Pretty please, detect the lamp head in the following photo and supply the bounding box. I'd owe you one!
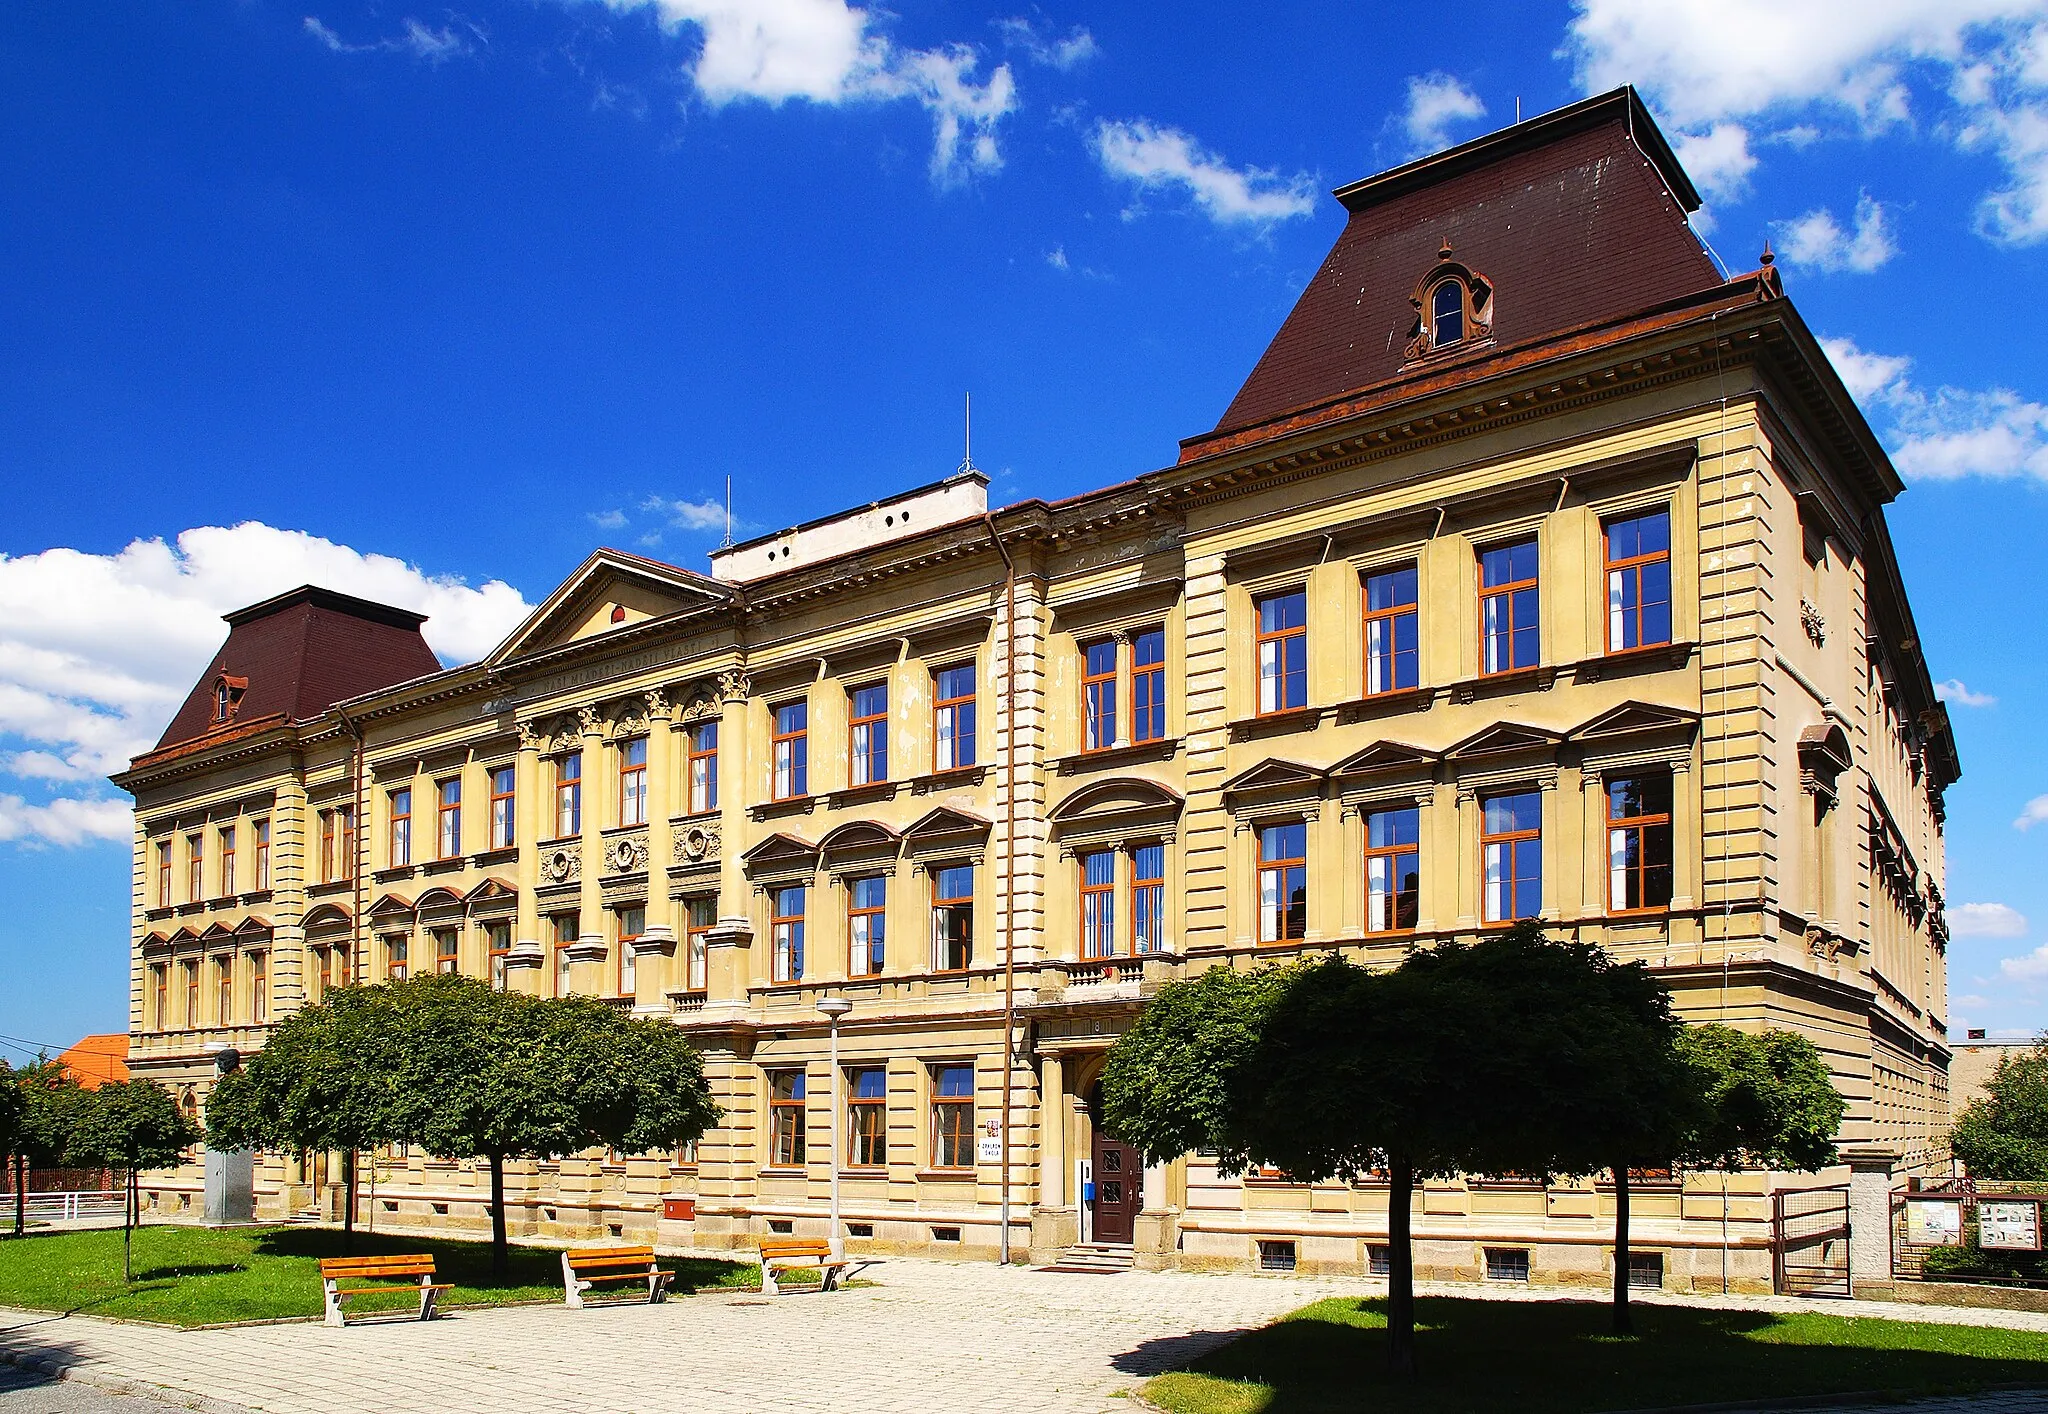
[815,997,853,1020]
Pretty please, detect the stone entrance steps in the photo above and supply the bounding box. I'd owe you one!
[1040,1242,1136,1274]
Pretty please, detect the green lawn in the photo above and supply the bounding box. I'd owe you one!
[0,1225,757,1327]
[1142,1295,2048,1414]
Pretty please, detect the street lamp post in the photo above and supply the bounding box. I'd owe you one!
[816,996,853,1260]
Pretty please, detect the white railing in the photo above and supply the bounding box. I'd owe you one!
[24,1190,126,1223]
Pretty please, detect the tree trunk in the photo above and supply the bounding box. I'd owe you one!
[1387,1153,1418,1377]
[1612,1164,1633,1336]
[343,1149,357,1257]
[489,1152,508,1282]
[11,1153,22,1238]
[123,1167,135,1283]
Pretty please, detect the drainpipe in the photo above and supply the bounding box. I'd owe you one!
[336,705,367,984]
[985,512,1019,1267]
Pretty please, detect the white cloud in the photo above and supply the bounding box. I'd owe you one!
[0,523,531,848]
[1046,245,1070,271]
[603,0,1017,184]
[640,495,729,532]
[304,15,479,62]
[1400,73,1485,157]
[1563,0,2048,244]
[2004,943,2048,980]
[1821,334,2048,481]
[994,16,1097,70]
[589,509,630,530]
[1956,901,2030,936]
[2020,793,2048,829]
[1937,678,1998,707]
[1775,193,1898,272]
[1091,119,1316,228]
[1672,122,1758,211]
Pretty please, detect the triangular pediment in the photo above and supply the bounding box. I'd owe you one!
[1220,759,1327,796]
[903,806,992,842]
[740,832,819,871]
[1569,701,1700,743]
[1445,721,1562,760]
[464,877,517,904]
[234,916,273,935]
[487,549,734,667]
[199,921,236,942]
[366,891,416,919]
[1329,740,1438,777]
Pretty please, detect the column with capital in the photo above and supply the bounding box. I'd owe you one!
[573,704,605,994]
[512,723,545,993]
[638,687,678,1009]
[713,668,754,996]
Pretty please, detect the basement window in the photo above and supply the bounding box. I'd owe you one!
[1485,1248,1530,1283]
[1367,1244,1390,1277]
[1258,1240,1297,1272]
[932,1226,962,1243]
[768,1219,794,1235]
[1628,1252,1664,1290]
[848,1222,873,1238]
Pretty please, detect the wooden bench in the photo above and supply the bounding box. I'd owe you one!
[757,1236,875,1295]
[317,1254,450,1328]
[561,1244,672,1309]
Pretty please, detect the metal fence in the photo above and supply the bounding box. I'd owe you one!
[21,1189,126,1224]
[1773,1183,1851,1297]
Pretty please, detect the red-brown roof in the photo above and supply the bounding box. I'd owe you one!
[150,585,444,755]
[1209,88,1720,441]
[57,1033,129,1090]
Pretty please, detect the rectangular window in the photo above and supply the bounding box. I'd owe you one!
[156,840,172,907]
[849,684,888,786]
[183,960,199,1028]
[254,819,270,892]
[1258,821,1308,943]
[339,806,356,880]
[218,825,236,897]
[773,701,808,800]
[1482,791,1543,923]
[1364,807,1421,935]
[437,778,462,859]
[553,912,579,995]
[216,956,233,1023]
[1607,772,1675,914]
[772,885,806,983]
[685,896,714,992]
[385,935,408,982]
[151,964,167,1031]
[931,1065,974,1169]
[848,875,886,978]
[308,947,330,1002]
[1082,640,1118,751]
[250,951,268,1024]
[489,765,516,849]
[186,834,203,902]
[688,722,719,813]
[555,752,582,838]
[616,904,644,996]
[320,807,354,882]
[848,1067,887,1167]
[932,866,973,972]
[486,920,512,991]
[1256,589,1308,714]
[770,1070,807,1167]
[434,927,459,975]
[1605,509,1672,652]
[1080,850,1116,959]
[1485,1248,1530,1283]
[1132,629,1167,743]
[1363,565,1420,695]
[389,788,412,867]
[1480,540,1540,674]
[1132,844,1165,954]
[934,665,976,771]
[619,738,648,826]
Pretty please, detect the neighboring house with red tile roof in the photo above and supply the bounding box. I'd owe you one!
[56,1032,129,1089]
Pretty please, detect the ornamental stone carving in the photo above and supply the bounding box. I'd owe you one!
[604,830,651,875]
[540,844,582,884]
[717,668,752,703]
[681,686,720,722]
[614,709,649,739]
[518,721,542,751]
[576,704,601,735]
[1801,600,1826,646]
[673,823,722,865]
[644,687,670,718]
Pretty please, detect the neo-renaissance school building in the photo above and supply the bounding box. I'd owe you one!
[115,90,1958,1294]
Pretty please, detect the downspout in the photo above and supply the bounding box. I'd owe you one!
[985,512,1019,1267]
[336,701,367,1241]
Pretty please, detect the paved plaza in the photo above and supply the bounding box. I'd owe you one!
[6,1258,2048,1413]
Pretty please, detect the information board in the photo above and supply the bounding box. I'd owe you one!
[1979,1199,2042,1251]
[1905,1198,1963,1246]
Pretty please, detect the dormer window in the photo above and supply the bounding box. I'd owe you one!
[211,675,248,724]
[1404,240,1494,362]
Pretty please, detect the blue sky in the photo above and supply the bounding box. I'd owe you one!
[3,0,2047,1057]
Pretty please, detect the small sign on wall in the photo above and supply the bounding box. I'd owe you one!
[977,1133,1003,1163]
[1905,1198,1963,1246]
[1979,1199,2042,1251]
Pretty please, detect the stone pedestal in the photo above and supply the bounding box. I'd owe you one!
[205,1148,255,1225]
[1843,1142,1900,1300]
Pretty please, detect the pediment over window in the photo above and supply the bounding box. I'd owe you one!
[1221,759,1327,816]
[1570,701,1700,744]
[1799,722,1853,801]
[303,903,352,931]
[234,916,273,937]
[485,549,734,668]
[140,931,171,952]
[166,927,200,946]
[366,892,416,921]
[199,921,236,943]
[740,832,820,875]
[1049,777,1184,852]
[414,886,464,915]
[1329,740,1438,779]
[902,806,991,862]
[818,821,902,875]
[1445,721,1562,761]
[464,877,517,906]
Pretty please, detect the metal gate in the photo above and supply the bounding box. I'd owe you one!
[1774,1184,1851,1297]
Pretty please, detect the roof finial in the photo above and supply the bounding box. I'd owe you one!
[1759,238,1775,268]
[957,392,977,476]
[1438,237,1454,261]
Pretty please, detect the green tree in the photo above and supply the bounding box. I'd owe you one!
[67,1079,203,1281]
[0,1064,22,1239]
[1677,1024,1844,1173]
[1950,1041,2048,1180]
[10,1061,84,1238]
[381,975,722,1278]
[207,984,405,1253]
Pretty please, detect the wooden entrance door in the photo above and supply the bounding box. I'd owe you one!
[1090,1131,1142,1244]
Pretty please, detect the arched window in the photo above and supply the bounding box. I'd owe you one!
[1430,279,1464,347]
